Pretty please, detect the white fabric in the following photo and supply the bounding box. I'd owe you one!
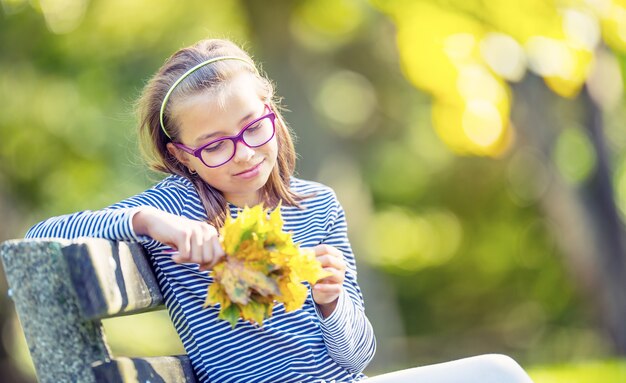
[365,355,534,383]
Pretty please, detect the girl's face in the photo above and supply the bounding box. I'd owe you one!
[167,73,278,207]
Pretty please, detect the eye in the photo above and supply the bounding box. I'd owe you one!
[203,140,226,153]
[246,122,263,133]
[248,116,272,133]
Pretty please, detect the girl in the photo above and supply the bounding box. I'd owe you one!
[25,38,533,383]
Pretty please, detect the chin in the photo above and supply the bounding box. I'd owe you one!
[257,171,273,190]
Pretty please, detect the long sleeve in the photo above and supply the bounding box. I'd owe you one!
[25,176,187,246]
[315,194,376,374]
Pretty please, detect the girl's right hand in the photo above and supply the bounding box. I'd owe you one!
[132,206,225,271]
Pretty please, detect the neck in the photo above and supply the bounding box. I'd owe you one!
[225,191,261,208]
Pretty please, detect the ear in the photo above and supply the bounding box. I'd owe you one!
[166,142,193,168]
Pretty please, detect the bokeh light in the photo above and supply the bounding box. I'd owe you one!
[480,32,527,82]
[586,48,624,111]
[563,8,601,51]
[365,207,462,272]
[507,147,552,206]
[368,141,429,201]
[0,0,27,14]
[291,0,368,52]
[38,0,88,34]
[600,1,626,52]
[315,70,378,137]
[553,127,597,184]
[462,100,505,149]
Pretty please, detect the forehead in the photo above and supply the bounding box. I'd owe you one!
[213,73,266,110]
[175,72,264,111]
[171,73,267,141]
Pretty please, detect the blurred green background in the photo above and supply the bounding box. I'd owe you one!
[1,0,625,382]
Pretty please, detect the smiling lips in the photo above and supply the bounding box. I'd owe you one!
[234,159,264,178]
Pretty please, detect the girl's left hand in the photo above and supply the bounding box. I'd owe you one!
[312,244,346,318]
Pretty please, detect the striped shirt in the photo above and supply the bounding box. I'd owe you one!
[26,175,376,383]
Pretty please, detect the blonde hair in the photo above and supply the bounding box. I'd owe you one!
[137,39,301,227]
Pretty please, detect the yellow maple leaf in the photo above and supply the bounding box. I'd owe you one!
[276,277,309,312]
[204,279,229,309]
[289,248,333,284]
[239,300,267,325]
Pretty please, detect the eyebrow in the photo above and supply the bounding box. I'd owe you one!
[194,110,258,145]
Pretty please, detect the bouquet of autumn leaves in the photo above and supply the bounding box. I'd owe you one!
[204,204,330,327]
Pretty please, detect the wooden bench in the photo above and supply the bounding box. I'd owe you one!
[0,238,197,383]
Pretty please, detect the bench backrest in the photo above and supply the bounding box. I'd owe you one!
[1,238,197,383]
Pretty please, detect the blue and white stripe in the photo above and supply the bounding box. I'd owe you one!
[26,174,376,383]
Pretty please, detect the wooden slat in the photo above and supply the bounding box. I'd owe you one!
[61,238,165,319]
[92,356,197,383]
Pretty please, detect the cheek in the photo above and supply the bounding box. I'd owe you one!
[267,138,279,160]
[189,156,204,168]
[198,165,227,183]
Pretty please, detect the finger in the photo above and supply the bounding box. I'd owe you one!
[316,254,346,270]
[189,225,206,264]
[313,283,342,296]
[316,268,344,284]
[204,223,219,237]
[314,283,341,291]
[200,241,213,269]
[211,236,225,264]
[199,236,225,272]
[314,244,342,257]
[328,247,343,259]
[199,225,215,266]
[172,230,192,263]
[314,244,332,256]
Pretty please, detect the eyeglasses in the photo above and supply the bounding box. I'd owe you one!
[173,104,276,168]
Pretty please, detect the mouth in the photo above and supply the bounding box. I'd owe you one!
[234,159,264,176]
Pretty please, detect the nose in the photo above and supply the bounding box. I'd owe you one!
[232,140,255,163]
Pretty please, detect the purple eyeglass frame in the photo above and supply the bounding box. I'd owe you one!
[173,104,276,168]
